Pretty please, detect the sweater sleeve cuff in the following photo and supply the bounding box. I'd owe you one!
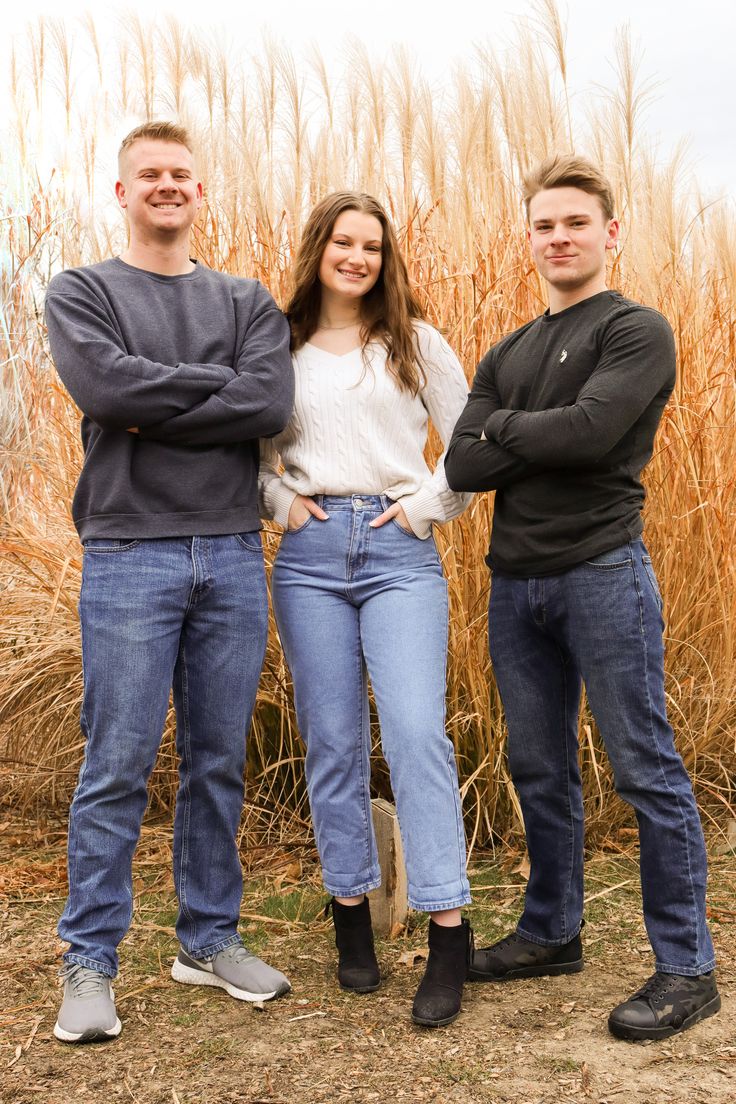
[262,478,299,528]
[398,485,442,540]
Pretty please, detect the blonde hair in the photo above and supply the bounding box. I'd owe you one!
[118,121,194,178]
[522,154,615,221]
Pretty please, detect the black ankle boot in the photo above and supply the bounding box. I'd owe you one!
[412,918,471,1027]
[327,897,380,993]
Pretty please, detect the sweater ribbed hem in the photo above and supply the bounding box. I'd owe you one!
[76,507,262,541]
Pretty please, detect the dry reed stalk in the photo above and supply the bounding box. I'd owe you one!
[1,5,734,856]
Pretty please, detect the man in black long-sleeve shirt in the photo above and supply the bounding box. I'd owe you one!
[46,122,294,1043]
[445,154,718,1041]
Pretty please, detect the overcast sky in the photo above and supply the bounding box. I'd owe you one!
[4,0,735,201]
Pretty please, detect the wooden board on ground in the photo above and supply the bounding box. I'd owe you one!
[368,797,408,934]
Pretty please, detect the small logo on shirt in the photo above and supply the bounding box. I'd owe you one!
[559,348,568,363]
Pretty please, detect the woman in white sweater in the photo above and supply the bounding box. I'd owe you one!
[260,192,473,1027]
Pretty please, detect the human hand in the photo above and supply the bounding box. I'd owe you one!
[127,427,140,434]
[287,495,330,530]
[369,500,415,534]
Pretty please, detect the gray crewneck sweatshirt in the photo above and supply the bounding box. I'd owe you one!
[45,258,294,540]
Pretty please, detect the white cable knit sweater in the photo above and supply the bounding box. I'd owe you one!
[259,322,472,539]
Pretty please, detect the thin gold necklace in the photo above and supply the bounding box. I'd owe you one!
[317,320,362,331]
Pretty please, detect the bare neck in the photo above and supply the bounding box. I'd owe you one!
[317,287,364,329]
[547,274,608,315]
[120,235,195,277]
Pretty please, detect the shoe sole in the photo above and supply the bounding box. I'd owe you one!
[339,980,381,994]
[412,1009,461,1028]
[171,959,290,1002]
[468,959,584,982]
[608,993,721,1041]
[53,1018,122,1043]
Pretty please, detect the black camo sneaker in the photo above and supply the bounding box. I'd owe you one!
[608,970,720,1041]
[468,927,584,981]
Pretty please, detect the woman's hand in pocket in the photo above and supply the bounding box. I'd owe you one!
[287,495,329,530]
[369,500,415,534]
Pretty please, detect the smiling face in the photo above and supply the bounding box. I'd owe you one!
[527,186,619,311]
[317,209,383,304]
[115,139,203,244]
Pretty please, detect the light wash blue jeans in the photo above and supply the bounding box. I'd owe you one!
[272,495,470,912]
[489,540,715,975]
[60,534,268,977]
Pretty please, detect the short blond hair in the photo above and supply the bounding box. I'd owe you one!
[118,121,194,177]
[522,154,615,221]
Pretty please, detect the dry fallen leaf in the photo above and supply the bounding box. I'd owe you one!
[513,857,531,881]
[398,948,429,967]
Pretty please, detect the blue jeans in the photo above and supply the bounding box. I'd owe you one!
[60,534,268,977]
[489,540,715,975]
[272,496,470,912]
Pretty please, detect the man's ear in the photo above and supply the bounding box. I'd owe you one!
[115,180,128,210]
[605,218,620,250]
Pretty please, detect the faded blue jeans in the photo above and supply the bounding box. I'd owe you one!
[60,534,268,977]
[489,539,715,975]
[272,495,470,912]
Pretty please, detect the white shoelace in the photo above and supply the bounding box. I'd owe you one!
[59,964,108,996]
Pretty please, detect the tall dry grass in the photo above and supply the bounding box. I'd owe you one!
[1,7,734,855]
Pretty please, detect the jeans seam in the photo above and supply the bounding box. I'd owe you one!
[70,598,92,911]
[356,639,374,879]
[516,926,579,948]
[634,545,704,969]
[176,641,196,944]
[558,643,574,941]
[408,893,473,911]
[323,875,382,897]
[440,580,466,886]
[346,509,358,584]
[188,934,242,960]
[64,952,116,979]
[656,957,717,977]
[185,539,198,616]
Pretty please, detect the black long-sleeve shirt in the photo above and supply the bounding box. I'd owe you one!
[444,291,675,576]
[45,258,294,540]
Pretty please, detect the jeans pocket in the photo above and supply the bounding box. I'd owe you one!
[285,513,316,535]
[641,555,664,611]
[389,517,420,540]
[235,531,263,552]
[82,539,141,553]
[584,543,632,569]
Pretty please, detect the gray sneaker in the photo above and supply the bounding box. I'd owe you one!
[171,943,291,1002]
[54,964,122,1043]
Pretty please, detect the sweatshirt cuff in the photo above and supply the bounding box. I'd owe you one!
[262,479,299,528]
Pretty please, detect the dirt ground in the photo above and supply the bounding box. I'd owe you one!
[1,815,734,1104]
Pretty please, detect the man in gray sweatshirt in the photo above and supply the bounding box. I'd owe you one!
[45,121,294,1043]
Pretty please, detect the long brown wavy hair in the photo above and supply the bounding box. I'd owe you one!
[286,192,428,395]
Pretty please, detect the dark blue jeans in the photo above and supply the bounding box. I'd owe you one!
[489,540,715,976]
[60,534,268,977]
